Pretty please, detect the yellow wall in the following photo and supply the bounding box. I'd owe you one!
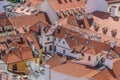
[8,59,32,75]
[108,3,120,17]
[8,49,43,75]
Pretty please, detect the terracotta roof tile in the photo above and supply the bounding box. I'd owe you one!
[9,12,50,29]
[0,12,12,27]
[47,55,62,68]
[48,0,85,11]
[52,62,97,77]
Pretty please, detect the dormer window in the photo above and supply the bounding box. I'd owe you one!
[111,29,117,37]
[102,27,108,34]
[64,0,67,3]
[69,0,72,2]
[58,0,62,4]
[94,25,99,32]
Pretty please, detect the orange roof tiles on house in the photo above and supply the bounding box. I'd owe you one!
[53,26,77,39]
[47,55,62,68]
[84,48,101,55]
[2,32,40,64]
[9,12,51,29]
[91,11,120,39]
[48,0,85,11]
[92,59,120,80]
[52,62,97,77]
[29,21,50,33]
[25,0,44,7]
[0,12,12,27]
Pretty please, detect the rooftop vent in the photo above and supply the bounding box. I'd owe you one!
[71,36,76,41]
[85,40,89,45]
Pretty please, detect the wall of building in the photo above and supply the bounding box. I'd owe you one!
[81,53,101,67]
[8,59,32,74]
[85,0,107,13]
[107,3,120,17]
[40,0,58,24]
[56,38,80,59]
[50,70,90,80]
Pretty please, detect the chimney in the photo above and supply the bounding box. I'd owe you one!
[31,43,35,52]
[45,65,50,80]
[109,41,116,52]
[19,33,23,42]
[61,54,67,64]
[6,35,12,44]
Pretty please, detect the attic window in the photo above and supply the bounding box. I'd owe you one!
[58,0,62,4]
[94,25,99,32]
[102,27,108,34]
[62,11,68,17]
[64,0,68,3]
[69,0,72,2]
[71,36,76,41]
[111,29,117,37]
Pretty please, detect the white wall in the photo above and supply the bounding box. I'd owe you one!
[104,58,113,70]
[50,70,90,80]
[85,0,108,13]
[81,53,101,67]
[56,38,81,59]
[40,0,58,24]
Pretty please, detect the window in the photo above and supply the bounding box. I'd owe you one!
[69,0,72,2]
[49,45,52,51]
[109,8,111,12]
[63,49,65,53]
[64,0,67,3]
[96,56,98,61]
[44,47,47,52]
[63,41,65,44]
[58,0,62,4]
[54,46,56,51]
[119,7,120,11]
[54,37,56,41]
[81,53,84,57]
[88,56,91,61]
[13,64,17,71]
[59,39,61,42]
[47,37,50,41]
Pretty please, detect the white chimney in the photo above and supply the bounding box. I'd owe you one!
[104,57,113,70]
[54,21,58,26]
[110,41,116,48]
[31,44,35,51]
[45,65,50,80]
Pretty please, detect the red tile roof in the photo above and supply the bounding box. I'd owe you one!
[2,32,40,64]
[52,62,97,77]
[0,12,12,27]
[9,12,51,29]
[48,0,85,11]
[92,59,120,80]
